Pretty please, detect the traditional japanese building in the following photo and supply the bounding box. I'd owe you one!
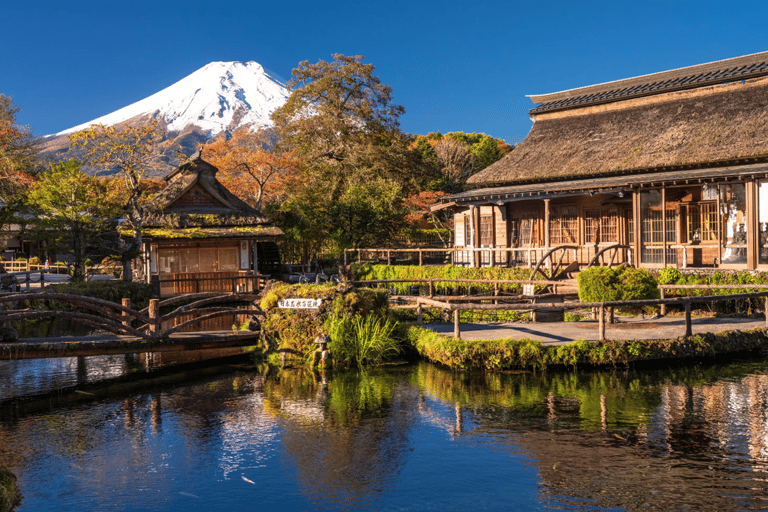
[136,150,283,296]
[440,51,768,271]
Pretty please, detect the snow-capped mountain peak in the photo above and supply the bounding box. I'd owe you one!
[55,60,290,137]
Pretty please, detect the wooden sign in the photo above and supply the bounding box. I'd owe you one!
[278,298,321,309]
[523,284,535,296]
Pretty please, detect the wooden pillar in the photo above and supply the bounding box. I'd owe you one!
[122,298,131,330]
[543,199,551,251]
[387,250,391,266]
[25,272,30,291]
[764,297,768,328]
[419,250,423,266]
[684,300,692,337]
[252,241,260,276]
[598,304,605,341]
[40,271,44,288]
[660,287,666,316]
[717,183,723,267]
[662,187,668,268]
[473,206,481,268]
[453,309,461,339]
[149,299,160,337]
[633,190,641,266]
[428,279,434,298]
[747,179,758,269]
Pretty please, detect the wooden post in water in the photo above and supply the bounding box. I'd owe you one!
[598,304,605,341]
[453,309,461,339]
[149,299,160,337]
[122,298,131,331]
[685,300,692,337]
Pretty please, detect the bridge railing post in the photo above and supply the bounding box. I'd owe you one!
[149,299,160,337]
[122,298,131,331]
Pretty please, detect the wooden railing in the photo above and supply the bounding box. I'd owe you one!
[415,291,768,341]
[0,291,262,340]
[158,272,267,297]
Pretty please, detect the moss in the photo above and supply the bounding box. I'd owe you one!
[0,466,21,512]
[407,325,768,371]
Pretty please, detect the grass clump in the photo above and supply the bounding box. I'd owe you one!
[0,466,21,512]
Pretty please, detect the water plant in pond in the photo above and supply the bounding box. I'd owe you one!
[0,466,21,512]
[326,313,400,367]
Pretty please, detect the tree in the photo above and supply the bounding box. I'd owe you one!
[203,128,297,210]
[271,54,419,258]
[69,121,167,280]
[0,95,38,243]
[433,137,477,194]
[27,160,121,280]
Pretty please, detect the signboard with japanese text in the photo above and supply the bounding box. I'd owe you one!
[278,298,321,309]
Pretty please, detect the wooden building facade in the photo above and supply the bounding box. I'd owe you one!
[135,150,283,296]
[441,51,768,271]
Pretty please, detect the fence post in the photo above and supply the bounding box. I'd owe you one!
[40,271,44,289]
[149,299,160,337]
[417,303,423,325]
[387,250,391,265]
[419,250,423,266]
[685,300,692,338]
[231,277,237,293]
[25,272,30,291]
[429,279,434,298]
[660,287,666,316]
[344,250,348,266]
[453,308,461,339]
[494,282,499,305]
[598,304,605,342]
[122,298,131,330]
[765,297,768,328]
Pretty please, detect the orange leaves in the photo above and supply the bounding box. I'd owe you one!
[203,127,297,210]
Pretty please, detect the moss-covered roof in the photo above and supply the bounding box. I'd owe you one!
[132,225,284,240]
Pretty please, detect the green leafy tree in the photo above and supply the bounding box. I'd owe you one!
[69,120,167,280]
[271,54,420,259]
[27,160,121,280]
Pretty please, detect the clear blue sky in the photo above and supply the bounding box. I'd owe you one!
[4,0,768,145]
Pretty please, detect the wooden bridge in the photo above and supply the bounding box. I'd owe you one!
[0,291,264,360]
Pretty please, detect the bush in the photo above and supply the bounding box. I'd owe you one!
[578,266,658,303]
[0,466,21,512]
[28,256,41,266]
[658,267,682,285]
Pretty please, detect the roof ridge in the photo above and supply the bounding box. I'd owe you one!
[528,51,768,114]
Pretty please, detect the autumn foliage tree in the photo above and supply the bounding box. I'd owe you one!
[203,128,296,210]
[69,120,167,280]
[0,95,37,233]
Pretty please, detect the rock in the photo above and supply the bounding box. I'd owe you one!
[335,282,354,295]
[0,326,18,343]
[247,316,261,331]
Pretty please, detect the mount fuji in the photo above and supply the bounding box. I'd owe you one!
[40,61,290,177]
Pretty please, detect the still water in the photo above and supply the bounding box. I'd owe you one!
[3,354,768,511]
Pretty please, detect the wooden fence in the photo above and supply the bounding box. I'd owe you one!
[0,291,262,339]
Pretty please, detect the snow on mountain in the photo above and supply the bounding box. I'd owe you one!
[40,61,290,177]
[55,61,289,137]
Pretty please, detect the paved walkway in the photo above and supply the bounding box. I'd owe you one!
[426,316,767,345]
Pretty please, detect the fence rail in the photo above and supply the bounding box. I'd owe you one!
[414,290,768,341]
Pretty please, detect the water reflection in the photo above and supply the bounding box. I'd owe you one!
[4,360,768,510]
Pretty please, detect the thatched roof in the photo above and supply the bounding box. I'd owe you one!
[139,150,282,239]
[468,60,768,188]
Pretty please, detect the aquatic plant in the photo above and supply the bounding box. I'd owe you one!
[0,466,21,512]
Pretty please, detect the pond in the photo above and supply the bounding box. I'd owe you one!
[3,355,768,511]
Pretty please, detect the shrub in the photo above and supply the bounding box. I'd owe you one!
[0,466,21,512]
[658,267,682,285]
[578,266,658,303]
[28,256,41,266]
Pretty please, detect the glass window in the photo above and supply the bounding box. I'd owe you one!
[641,190,677,265]
[219,247,239,271]
[480,215,493,246]
[550,205,578,245]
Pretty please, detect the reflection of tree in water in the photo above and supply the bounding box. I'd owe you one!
[261,367,417,507]
[416,361,768,510]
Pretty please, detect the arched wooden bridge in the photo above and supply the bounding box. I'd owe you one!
[0,292,265,360]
